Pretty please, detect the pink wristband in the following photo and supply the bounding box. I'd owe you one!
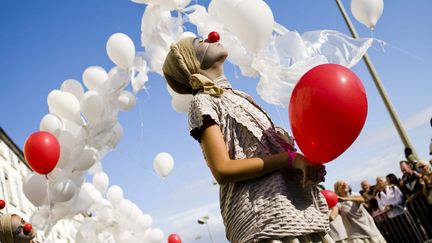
[287,150,297,167]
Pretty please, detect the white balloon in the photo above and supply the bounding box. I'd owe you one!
[153,152,174,178]
[93,171,109,194]
[47,90,81,123]
[73,146,99,171]
[80,90,104,124]
[74,183,99,213]
[131,0,152,4]
[60,79,85,100]
[107,33,136,69]
[351,0,384,30]
[40,113,63,137]
[215,0,274,52]
[22,173,48,207]
[82,66,109,92]
[109,67,131,91]
[146,228,164,243]
[109,122,124,148]
[107,185,124,205]
[117,91,136,111]
[171,94,193,113]
[180,31,196,39]
[137,214,153,231]
[56,146,71,169]
[51,178,77,203]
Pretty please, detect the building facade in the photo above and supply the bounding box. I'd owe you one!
[0,127,76,243]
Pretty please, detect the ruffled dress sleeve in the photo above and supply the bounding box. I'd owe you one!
[188,93,221,142]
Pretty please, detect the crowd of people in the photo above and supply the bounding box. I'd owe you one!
[328,159,432,243]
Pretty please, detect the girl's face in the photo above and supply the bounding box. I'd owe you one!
[193,37,228,70]
[11,215,36,243]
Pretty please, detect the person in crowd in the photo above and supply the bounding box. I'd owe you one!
[417,161,432,204]
[400,160,432,238]
[333,180,386,243]
[383,174,401,189]
[359,180,376,213]
[0,214,37,243]
[162,36,331,242]
[376,176,404,218]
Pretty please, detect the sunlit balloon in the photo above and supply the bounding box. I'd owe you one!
[40,113,63,137]
[47,90,81,123]
[93,171,109,194]
[351,0,384,30]
[213,0,274,52]
[60,79,85,100]
[80,90,104,124]
[107,33,136,69]
[153,152,174,178]
[83,66,109,93]
[107,185,124,205]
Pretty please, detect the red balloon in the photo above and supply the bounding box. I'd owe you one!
[168,233,182,243]
[207,31,220,43]
[289,64,367,164]
[0,199,5,209]
[24,131,60,174]
[321,190,338,209]
[23,223,32,233]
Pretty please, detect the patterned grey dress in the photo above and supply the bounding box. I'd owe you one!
[188,81,332,243]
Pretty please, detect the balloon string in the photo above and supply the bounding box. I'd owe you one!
[385,42,432,66]
[137,97,145,146]
[45,176,53,235]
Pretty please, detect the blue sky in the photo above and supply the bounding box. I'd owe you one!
[1,1,431,242]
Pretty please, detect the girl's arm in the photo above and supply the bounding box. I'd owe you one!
[200,124,324,185]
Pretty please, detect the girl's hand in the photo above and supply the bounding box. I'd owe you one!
[292,153,326,187]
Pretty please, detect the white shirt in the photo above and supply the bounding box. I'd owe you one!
[376,185,404,218]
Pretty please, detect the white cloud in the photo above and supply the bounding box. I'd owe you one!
[357,104,432,148]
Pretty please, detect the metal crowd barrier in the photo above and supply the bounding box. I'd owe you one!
[372,198,432,243]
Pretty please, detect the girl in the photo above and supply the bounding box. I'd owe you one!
[162,36,331,242]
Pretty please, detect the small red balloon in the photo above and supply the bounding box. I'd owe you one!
[207,31,220,43]
[168,233,182,243]
[321,190,338,209]
[289,64,367,164]
[24,131,60,174]
[0,199,5,209]
[23,223,32,233]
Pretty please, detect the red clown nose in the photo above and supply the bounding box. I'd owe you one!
[23,223,32,233]
[207,31,220,43]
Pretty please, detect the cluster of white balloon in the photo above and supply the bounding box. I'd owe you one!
[23,33,169,242]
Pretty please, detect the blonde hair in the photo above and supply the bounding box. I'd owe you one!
[162,37,224,97]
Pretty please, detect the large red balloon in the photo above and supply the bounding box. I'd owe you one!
[289,64,367,164]
[321,190,338,209]
[24,131,60,174]
[168,233,182,243]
